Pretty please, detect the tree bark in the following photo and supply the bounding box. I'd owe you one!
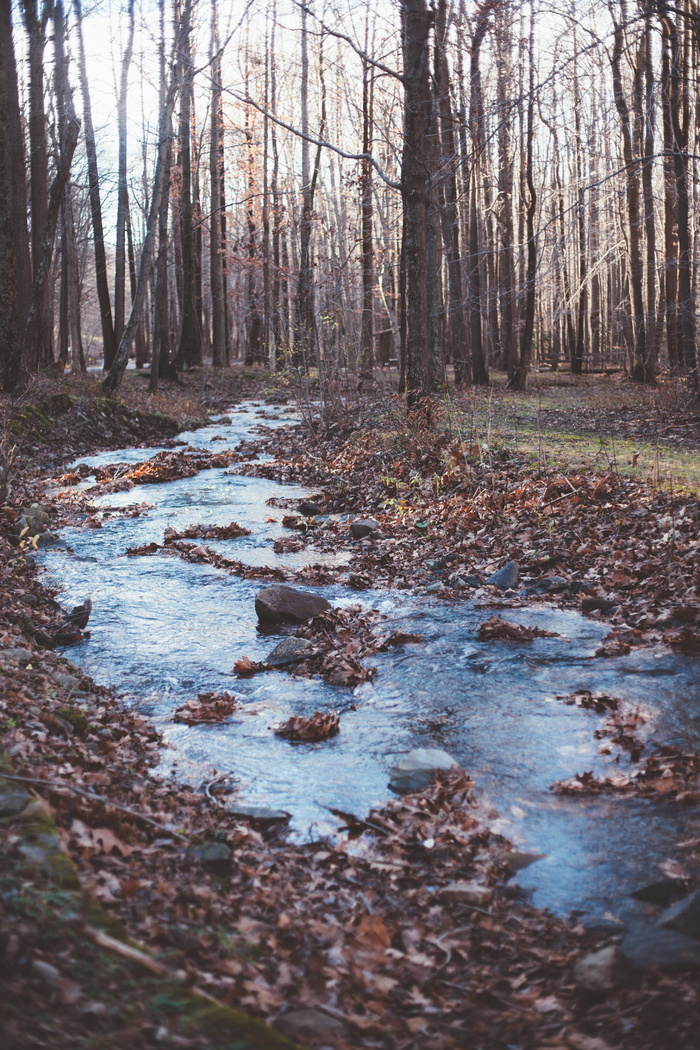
[400,0,432,404]
[114,0,135,357]
[74,0,115,371]
[104,0,189,395]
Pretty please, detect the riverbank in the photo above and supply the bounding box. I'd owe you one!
[2,368,700,1049]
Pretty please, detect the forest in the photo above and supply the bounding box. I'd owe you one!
[2,0,700,397]
[3,2,700,1049]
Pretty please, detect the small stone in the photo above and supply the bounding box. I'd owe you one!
[298,501,321,516]
[425,582,442,594]
[19,593,40,607]
[52,672,81,692]
[196,842,233,876]
[2,648,34,666]
[277,1008,347,1039]
[486,561,519,589]
[631,878,692,907]
[658,889,700,942]
[388,748,460,793]
[581,597,619,614]
[35,532,60,548]
[350,518,381,539]
[255,584,331,625]
[227,805,291,824]
[0,786,34,819]
[620,925,700,972]
[462,575,482,588]
[497,849,546,874]
[438,882,493,907]
[31,959,62,987]
[574,946,620,992]
[266,636,314,667]
[545,575,569,593]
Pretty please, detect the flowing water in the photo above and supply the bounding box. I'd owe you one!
[40,402,700,923]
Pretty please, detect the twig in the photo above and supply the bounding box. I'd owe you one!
[204,772,234,807]
[318,803,389,837]
[83,924,172,976]
[0,773,190,840]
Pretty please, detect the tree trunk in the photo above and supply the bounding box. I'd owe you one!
[508,0,537,391]
[103,0,189,395]
[0,1,32,390]
[175,7,201,369]
[435,0,469,386]
[610,3,647,380]
[114,0,135,356]
[22,0,52,368]
[400,0,432,404]
[74,0,115,371]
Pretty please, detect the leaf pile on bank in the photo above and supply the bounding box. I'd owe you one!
[238,398,700,651]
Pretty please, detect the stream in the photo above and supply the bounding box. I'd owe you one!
[40,402,700,925]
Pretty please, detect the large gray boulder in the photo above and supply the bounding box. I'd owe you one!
[658,889,700,943]
[255,585,331,625]
[389,748,460,793]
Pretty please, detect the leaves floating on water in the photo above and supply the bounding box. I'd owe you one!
[274,711,340,742]
[173,691,240,724]
[164,521,251,541]
[233,657,269,678]
[477,615,559,642]
[551,746,700,802]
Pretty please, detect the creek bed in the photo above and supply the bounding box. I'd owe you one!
[40,402,700,923]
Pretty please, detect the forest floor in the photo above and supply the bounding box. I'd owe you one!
[1,366,700,1050]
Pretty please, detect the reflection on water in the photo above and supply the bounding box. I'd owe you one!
[40,402,700,922]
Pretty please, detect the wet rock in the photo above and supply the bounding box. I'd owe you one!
[350,518,382,539]
[255,585,331,625]
[630,877,692,907]
[462,574,482,588]
[277,1007,347,1040]
[437,882,493,907]
[2,648,34,665]
[581,597,619,614]
[546,575,570,593]
[620,925,700,972]
[196,842,233,876]
[388,748,459,793]
[496,849,546,874]
[297,501,321,516]
[486,561,519,589]
[266,636,314,666]
[35,532,60,548]
[227,805,291,825]
[658,889,700,942]
[574,945,620,992]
